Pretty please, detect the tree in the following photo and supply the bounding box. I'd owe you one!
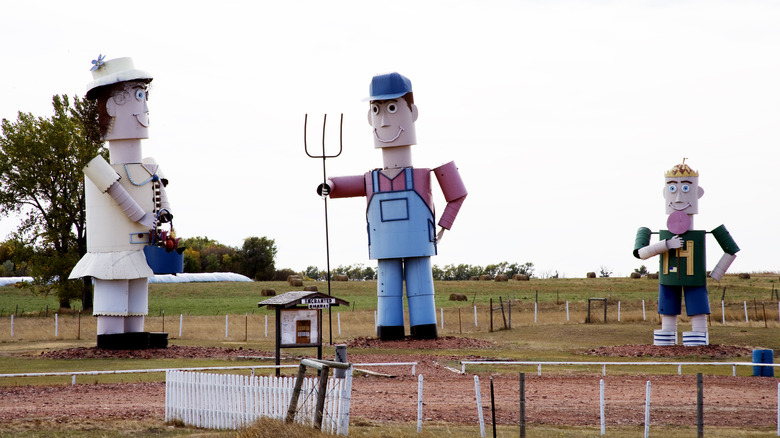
[599,265,612,278]
[0,95,103,308]
[634,265,649,277]
[507,262,535,278]
[239,236,277,280]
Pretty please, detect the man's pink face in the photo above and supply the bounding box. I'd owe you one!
[367,99,418,148]
[105,83,150,140]
[664,176,703,215]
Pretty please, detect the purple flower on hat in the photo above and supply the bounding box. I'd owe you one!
[90,54,106,72]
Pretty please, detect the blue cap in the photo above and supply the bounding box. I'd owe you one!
[365,72,412,101]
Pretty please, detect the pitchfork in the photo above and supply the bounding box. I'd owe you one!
[304,113,343,345]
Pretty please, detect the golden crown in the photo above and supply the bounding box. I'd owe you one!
[665,159,698,178]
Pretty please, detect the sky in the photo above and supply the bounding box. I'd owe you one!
[1,1,779,278]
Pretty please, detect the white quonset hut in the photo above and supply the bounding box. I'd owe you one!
[258,291,349,375]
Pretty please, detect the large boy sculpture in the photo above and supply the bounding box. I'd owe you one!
[70,56,179,349]
[633,161,739,346]
[319,73,467,340]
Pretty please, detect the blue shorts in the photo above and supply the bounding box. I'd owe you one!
[657,285,710,316]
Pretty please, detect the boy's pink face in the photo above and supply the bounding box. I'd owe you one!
[367,99,418,148]
[663,176,703,215]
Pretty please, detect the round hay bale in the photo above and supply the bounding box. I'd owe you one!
[449,293,468,301]
[513,274,530,281]
[479,275,492,281]
[586,272,596,278]
[647,272,659,279]
[303,285,318,291]
[261,289,276,297]
[469,276,479,281]
[495,274,509,282]
[738,273,751,279]
[630,272,642,279]
[333,274,349,282]
[289,279,303,287]
[287,274,303,286]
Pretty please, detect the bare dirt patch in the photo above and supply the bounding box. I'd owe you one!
[0,339,776,430]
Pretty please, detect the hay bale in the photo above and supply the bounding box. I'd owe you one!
[513,274,530,281]
[449,293,468,301]
[261,289,276,297]
[630,272,642,279]
[303,285,318,291]
[479,275,492,281]
[586,272,596,278]
[333,274,349,282]
[469,276,479,281]
[289,279,303,287]
[495,274,509,282]
[738,273,751,279]
[287,275,302,286]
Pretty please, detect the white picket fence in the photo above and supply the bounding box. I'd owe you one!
[165,369,353,434]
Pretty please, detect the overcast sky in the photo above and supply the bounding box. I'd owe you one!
[2,1,779,278]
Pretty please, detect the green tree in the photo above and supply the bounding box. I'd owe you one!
[634,265,649,277]
[239,236,277,280]
[0,95,102,308]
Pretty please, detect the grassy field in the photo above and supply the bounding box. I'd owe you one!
[0,274,778,436]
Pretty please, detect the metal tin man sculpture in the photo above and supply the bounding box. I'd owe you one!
[69,56,181,349]
[319,73,467,340]
[633,161,739,346]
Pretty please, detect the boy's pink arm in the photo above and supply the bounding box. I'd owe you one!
[433,161,467,229]
[329,174,367,198]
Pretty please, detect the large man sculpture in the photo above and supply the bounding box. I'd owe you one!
[70,56,178,349]
[633,161,739,346]
[319,73,467,340]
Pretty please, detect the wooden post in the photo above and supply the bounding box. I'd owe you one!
[489,298,493,333]
[490,376,496,438]
[77,310,81,340]
[285,363,308,423]
[519,373,526,438]
[314,365,330,429]
[499,297,507,329]
[696,373,703,438]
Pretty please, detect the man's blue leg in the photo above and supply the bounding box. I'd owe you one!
[405,256,437,339]
[377,258,405,340]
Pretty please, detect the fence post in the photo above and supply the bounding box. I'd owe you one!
[520,373,526,438]
[644,380,651,438]
[618,301,621,322]
[566,301,569,321]
[179,314,183,337]
[722,301,726,324]
[642,299,646,321]
[440,308,444,330]
[474,305,478,327]
[744,301,749,323]
[55,314,58,337]
[286,364,307,423]
[600,379,605,435]
[474,375,486,437]
[697,373,703,438]
[417,374,424,433]
[11,315,14,338]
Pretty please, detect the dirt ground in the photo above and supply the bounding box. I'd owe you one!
[0,338,777,430]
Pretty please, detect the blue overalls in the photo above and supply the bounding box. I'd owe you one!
[366,168,438,339]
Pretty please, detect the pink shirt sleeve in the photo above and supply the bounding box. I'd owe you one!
[329,174,367,198]
[433,161,467,229]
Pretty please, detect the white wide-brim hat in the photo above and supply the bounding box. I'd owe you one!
[86,56,152,99]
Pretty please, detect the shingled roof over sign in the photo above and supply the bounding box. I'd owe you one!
[257,291,349,309]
